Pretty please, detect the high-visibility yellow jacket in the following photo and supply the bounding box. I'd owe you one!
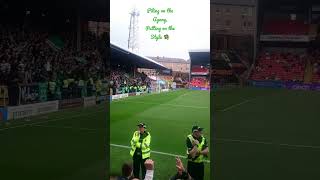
[187,134,206,163]
[130,131,151,159]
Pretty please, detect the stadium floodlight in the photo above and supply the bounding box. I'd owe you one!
[128,7,140,53]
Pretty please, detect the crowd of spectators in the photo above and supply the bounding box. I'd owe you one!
[0,24,107,105]
[251,48,320,83]
[190,77,209,88]
[251,51,306,82]
[110,68,151,95]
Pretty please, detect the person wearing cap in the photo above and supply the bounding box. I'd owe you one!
[186,125,209,180]
[130,123,152,179]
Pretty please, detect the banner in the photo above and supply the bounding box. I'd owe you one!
[7,101,59,120]
[190,87,209,91]
[20,84,40,105]
[284,82,320,91]
[311,84,320,91]
[59,98,83,109]
[249,80,284,88]
[250,80,320,91]
[191,72,209,75]
[112,93,129,100]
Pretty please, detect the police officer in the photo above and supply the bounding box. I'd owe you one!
[186,125,209,180]
[130,123,151,179]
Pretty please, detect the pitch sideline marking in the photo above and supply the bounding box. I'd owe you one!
[219,98,256,112]
[117,101,209,109]
[32,124,100,132]
[216,138,320,149]
[111,143,211,163]
[20,123,211,163]
[23,120,320,151]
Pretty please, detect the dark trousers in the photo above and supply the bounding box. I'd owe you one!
[133,153,148,179]
[187,161,204,180]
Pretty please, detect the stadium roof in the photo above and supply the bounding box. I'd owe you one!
[148,56,190,64]
[111,43,167,70]
[189,50,210,65]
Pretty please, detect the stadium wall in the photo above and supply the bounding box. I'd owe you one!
[0,88,172,122]
[6,101,59,121]
[0,95,108,122]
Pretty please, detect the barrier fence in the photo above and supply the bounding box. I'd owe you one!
[0,83,170,121]
[0,81,109,121]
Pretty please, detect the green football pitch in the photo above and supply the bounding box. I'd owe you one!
[0,104,107,180]
[213,87,320,180]
[1,87,319,180]
[110,89,211,179]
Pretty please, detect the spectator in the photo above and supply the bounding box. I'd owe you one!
[0,24,108,105]
[113,159,154,180]
[170,157,193,180]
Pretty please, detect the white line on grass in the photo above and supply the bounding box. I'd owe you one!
[216,138,320,149]
[219,98,256,112]
[117,101,209,109]
[32,124,100,132]
[111,143,211,163]
[8,120,211,163]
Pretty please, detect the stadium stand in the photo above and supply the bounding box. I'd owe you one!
[190,76,208,88]
[310,48,320,83]
[110,43,168,95]
[0,23,107,105]
[251,51,306,82]
[110,68,150,94]
[189,50,210,90]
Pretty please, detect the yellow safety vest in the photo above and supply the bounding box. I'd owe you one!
[96,80,102,92]
[49,81,56,92]
[187,134,206,163]
[130,131,151,159]
[63,80,69,88]
[78,80,84,87]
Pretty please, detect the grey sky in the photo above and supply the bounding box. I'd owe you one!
[111,0,210,60]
